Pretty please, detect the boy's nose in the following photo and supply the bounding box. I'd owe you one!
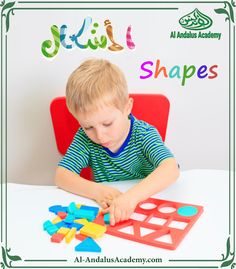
[95,129,104,142]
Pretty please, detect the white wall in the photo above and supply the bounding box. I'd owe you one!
[6,3,229,185]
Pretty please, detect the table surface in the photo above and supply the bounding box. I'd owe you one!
[5,169,230,266]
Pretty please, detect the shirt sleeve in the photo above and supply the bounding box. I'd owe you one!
[58,128,90,175]
[142,126,174,167]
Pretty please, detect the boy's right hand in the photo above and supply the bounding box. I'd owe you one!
[94,185,122,209]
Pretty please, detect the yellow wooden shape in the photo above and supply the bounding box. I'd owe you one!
[52,216,62,224]
[76,203,82,209]
[57,227,70,235]
[74,219,88,225]
[80,222,106,238]
[65,228,76,243]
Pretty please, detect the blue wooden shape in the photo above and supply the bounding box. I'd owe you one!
[75,237,101,252]
[71,223,84,231]
[80,205,99,217]
[103,213,110,224]
[49,205,63,214]
[61,221,73,228]
[55,221,65,228]
[68,202,77,214]
[74,209,95,221]
[177,206,198,217]
[64,214,75,224]
[60,206,68,213]
[43,220,53,230]
[46,224,59,235]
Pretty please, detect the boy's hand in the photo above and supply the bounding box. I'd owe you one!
[102,193,137,226]
[94,185,122,209]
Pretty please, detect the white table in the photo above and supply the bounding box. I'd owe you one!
[4,169,230,267]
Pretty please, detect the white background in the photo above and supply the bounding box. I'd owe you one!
[6,3,229,185]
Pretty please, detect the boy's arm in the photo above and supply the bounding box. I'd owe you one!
[125,157,179,202]
[55,166,122,208]
[105,158,179,225]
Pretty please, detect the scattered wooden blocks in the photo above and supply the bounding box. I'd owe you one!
[44,202,105,252]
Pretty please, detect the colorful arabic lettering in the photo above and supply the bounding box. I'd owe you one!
[41,17,135,58]
[41,25,60,58]
[104,19,123,51]
[126,25,135,50]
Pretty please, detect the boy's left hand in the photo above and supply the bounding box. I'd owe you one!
[102,193,137,226]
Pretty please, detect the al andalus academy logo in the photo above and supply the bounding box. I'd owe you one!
[170,8,222,40]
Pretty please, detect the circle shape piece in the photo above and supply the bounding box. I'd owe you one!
[139,202,157,210]
[177,206,198,217]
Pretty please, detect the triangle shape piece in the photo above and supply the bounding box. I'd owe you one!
[155,232,173,244]
[118,225,134,235]
[140,227,156,237]
[93,213,105,225]
[75,237,101,252]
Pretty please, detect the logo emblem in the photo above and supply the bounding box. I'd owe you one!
[179,8,213,30]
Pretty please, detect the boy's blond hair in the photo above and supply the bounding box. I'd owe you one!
[66,58,128,116]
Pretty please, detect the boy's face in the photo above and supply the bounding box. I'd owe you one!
[76,98,133,153]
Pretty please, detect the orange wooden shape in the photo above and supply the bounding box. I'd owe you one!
[51,233,65,243]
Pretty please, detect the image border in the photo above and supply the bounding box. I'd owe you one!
[0,1,235,268]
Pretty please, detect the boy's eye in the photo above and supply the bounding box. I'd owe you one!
[103,122,113,127]
[84,126,93,131]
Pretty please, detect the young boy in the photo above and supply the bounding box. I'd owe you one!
[55,58,179,226]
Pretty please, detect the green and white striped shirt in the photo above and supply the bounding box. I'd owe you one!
[58,114,174,182]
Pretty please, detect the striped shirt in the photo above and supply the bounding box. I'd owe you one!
[58,114,174,182]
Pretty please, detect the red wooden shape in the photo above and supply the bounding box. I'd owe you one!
[75,233,88,241]
[57,211,67,219]
[51,233,65,243]
[106,198,203,250]
[93,212,105,225]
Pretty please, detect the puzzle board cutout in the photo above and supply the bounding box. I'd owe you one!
[104,198,203,250]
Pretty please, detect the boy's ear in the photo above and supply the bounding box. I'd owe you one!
[126,97,134,114]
